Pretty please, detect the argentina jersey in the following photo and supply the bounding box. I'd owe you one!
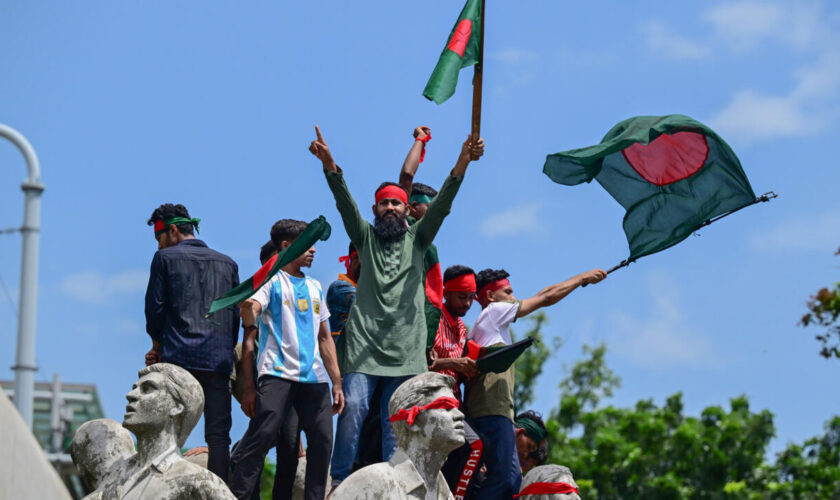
[252,271,331,383]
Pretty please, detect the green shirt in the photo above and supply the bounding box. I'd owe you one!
[464,351,516,421]
[325,170,464,376]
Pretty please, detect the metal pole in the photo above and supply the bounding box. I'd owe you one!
[50,373,62,452]
[0,123,44,429]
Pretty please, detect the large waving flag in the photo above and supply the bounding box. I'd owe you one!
[207,216,331,315]
[544,115,758,261]
[423,0,482,104]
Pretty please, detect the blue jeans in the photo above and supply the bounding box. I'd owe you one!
[471,416,522,500]
[330,373,411,483]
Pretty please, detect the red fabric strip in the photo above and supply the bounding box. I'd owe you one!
[454,438,483,500]
[252,253,279,291]
[425,262,444,309]
[444,273,476,293]
[476,278,510,301]
[338,250,358,274]
[514,482,579,498]
[389,396,459,426]
[153,219,165,234]
[375,185,408,205]
[417,133,432,163]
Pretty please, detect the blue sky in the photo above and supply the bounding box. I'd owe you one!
[1,1,839,455]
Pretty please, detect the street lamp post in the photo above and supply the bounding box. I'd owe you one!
[1,123,44,429]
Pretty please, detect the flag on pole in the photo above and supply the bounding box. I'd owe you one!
[543,115,756,260]
[423,0,483,104]
[207,216,331,315]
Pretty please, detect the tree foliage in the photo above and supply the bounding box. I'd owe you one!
[800,246,840,358]
[512,312,552,410]
[511,314,840,499]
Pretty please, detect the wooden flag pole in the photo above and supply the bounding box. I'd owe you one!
[470,0,485,159]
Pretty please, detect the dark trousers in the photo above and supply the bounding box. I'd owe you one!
[471,416,522,500]
[230,376,332,500]
[189,369,232,482]
[231,408,300,500]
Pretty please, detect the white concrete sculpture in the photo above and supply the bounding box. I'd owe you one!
[517,464,581,500]
[331,372,465,500]
[0,389,71,499]
[71,363,235,499]
[70,418,135,490]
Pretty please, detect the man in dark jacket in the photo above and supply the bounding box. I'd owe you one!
[144,203,240,482]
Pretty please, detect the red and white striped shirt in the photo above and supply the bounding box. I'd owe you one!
[431,307,468,401]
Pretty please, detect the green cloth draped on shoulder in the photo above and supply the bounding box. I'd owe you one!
[206,216,331,315]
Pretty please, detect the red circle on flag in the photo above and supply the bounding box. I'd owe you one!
[447,19,472,58]
[621,131,709,186]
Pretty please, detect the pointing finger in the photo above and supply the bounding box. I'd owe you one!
[315,125,324,142]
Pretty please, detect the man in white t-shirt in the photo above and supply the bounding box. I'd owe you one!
[229,219,344,500]
[464,267,605,500]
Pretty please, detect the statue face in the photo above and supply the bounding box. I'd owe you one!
[123,371,178,434]
[415,386,466,450]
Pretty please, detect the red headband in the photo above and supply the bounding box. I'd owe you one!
[375,185,408,205]
[338,251,358,274]
[153,220,165,233]
[444,273,476,293]
[389,396,459,426]
[476,278,510,301]
[513,482,579,498]
[417,133,432,163]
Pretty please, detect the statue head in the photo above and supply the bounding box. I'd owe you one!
[70,419,135,489]
[388,372,465,452]
[518,465,580,500]
[123,363,204,448]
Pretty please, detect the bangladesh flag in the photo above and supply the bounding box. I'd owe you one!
[423,0,482,104]
[207,216,331,315]
[544,115,756,260]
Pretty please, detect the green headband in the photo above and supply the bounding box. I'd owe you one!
[516,417,547,445]
[154,217,201,237]
[409,193,434,205]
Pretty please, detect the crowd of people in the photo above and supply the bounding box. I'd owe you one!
[143,126,606,500]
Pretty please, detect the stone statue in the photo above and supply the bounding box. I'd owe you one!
[516,464,581,500]
[331,372,465,500]
[70,419,135,490]
[71,363,235,499]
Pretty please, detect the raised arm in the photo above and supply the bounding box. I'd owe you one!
[414,136,484,247]
[451,135,484,177]
[309,125,368,246]
[398,126,431,194]
[517,269,607,318]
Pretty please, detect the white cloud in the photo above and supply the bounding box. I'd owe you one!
[59,269,149,304]
[480,202,542,238]
[750,211,840,253]
[641,21,710,61]
[492,49,536,64]
[703,2,785,51]
[606,273,715,368]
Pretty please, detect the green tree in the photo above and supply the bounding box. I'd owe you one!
[512,312,552,410]
[800,246,840,358]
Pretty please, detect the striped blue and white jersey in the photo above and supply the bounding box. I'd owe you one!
[252,271,331,384]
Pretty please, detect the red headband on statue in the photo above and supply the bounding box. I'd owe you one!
[513,482,580,498]
[444,274,476,293]
[338,251,358,274]
[389,396,459,426]
[476,278,510,301]
[375,185,408,205]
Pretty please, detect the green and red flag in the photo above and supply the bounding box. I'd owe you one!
[463,337,534,374]
[544,115,757,261]
[423,0,482,104]
[207,216,331,315]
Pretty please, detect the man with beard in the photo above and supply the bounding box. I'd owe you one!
[308,125,484,490]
